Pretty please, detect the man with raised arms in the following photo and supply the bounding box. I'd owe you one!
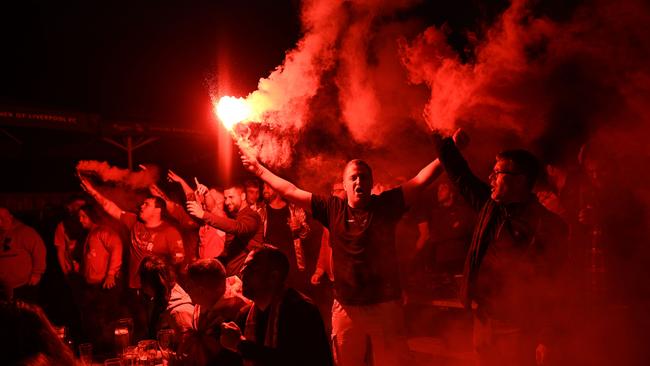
[237,131,466,366]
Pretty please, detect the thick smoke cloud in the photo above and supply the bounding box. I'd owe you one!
[224,0,648,192]
[76,160,160,189]
[214,1,650,362]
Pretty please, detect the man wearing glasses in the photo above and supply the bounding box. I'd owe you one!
[434,132,568,366]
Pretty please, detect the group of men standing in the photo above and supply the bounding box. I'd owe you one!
[0,127,569,366]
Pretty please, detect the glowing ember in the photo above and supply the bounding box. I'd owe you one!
[215,96,252,130]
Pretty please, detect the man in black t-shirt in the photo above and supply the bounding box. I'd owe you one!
[237,132,463,365]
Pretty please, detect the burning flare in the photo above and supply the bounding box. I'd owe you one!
[215,96,252,131]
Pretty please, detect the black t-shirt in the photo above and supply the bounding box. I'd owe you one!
[311,187,407,305]
[265,206,294,256]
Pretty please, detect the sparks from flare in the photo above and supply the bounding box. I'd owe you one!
[215,96,252,131]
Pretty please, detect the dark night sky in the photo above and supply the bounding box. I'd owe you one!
[0,0,302,127]
[0,1,304,191]
[0,0,571,192]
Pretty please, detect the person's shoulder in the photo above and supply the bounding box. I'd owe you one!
[13,221,41,239]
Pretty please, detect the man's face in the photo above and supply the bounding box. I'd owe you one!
[0,208,12,232]
[78,209,93,229]
[262,183,277,203]
[343,163,373,207]
[224,188,244,215]
[245,185,260,206]
[139,198,160,222]
[186,279,223,309]
[240,252,266,301]
[489,159,527,203]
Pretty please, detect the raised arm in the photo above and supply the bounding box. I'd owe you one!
[434,130,490,211]
[238,141,312,212]
[167,169,195,200]
[79,176,123,220]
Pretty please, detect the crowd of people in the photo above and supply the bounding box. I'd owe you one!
[0,129,647,365]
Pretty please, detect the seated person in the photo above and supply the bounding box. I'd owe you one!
[139,256,195,338]
[180,258,246,366]
[220,246,333,366]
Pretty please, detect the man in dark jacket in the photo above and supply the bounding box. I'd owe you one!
[187,185,264,276]
[435,132,568,366]
[220,246,332,366]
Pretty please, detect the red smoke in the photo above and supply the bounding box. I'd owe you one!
[76,160,160,189]
[209,0,650,205]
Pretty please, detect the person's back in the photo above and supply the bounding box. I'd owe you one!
[220,247,333,366]
[181,258,245,366]
[235,288,330,366]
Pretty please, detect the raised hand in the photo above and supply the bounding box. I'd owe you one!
[452,128,470,150]
[186,201,205,219]
[79,176,97,195]
[167,169,186,184]
[149,184,170,202]
[237,140,263,176]
[194,177,208,196]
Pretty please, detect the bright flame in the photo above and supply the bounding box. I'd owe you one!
[215,96,252,130]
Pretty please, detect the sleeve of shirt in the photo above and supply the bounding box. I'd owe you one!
[310,194,332,229]
[103,229,123,277]
[166,201,200,229]
[119,211,138,230]
[203,210,260,237]
[437,137,491,211]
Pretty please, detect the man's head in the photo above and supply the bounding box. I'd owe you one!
[0,208,13,233]
[223,185,246,215]
[186,259,227,309]
[139,256,175,300]
[490,149,540,203]
[78,204,102,230]
[240,246,289,302]
[244,179,261,207]
[262,183,278,203]
[65,195,87,215]
[139,196,166,223]
[342,159,374,208]
[205,188,224,214]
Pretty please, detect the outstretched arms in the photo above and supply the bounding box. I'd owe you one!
[238,141,313,212]
[79,176,123,220]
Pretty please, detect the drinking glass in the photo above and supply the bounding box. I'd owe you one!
[137,340,157,366]
[79,343,93,366]
[114,318,133,355]
[157,328,175,363]
[121,346,138,366]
